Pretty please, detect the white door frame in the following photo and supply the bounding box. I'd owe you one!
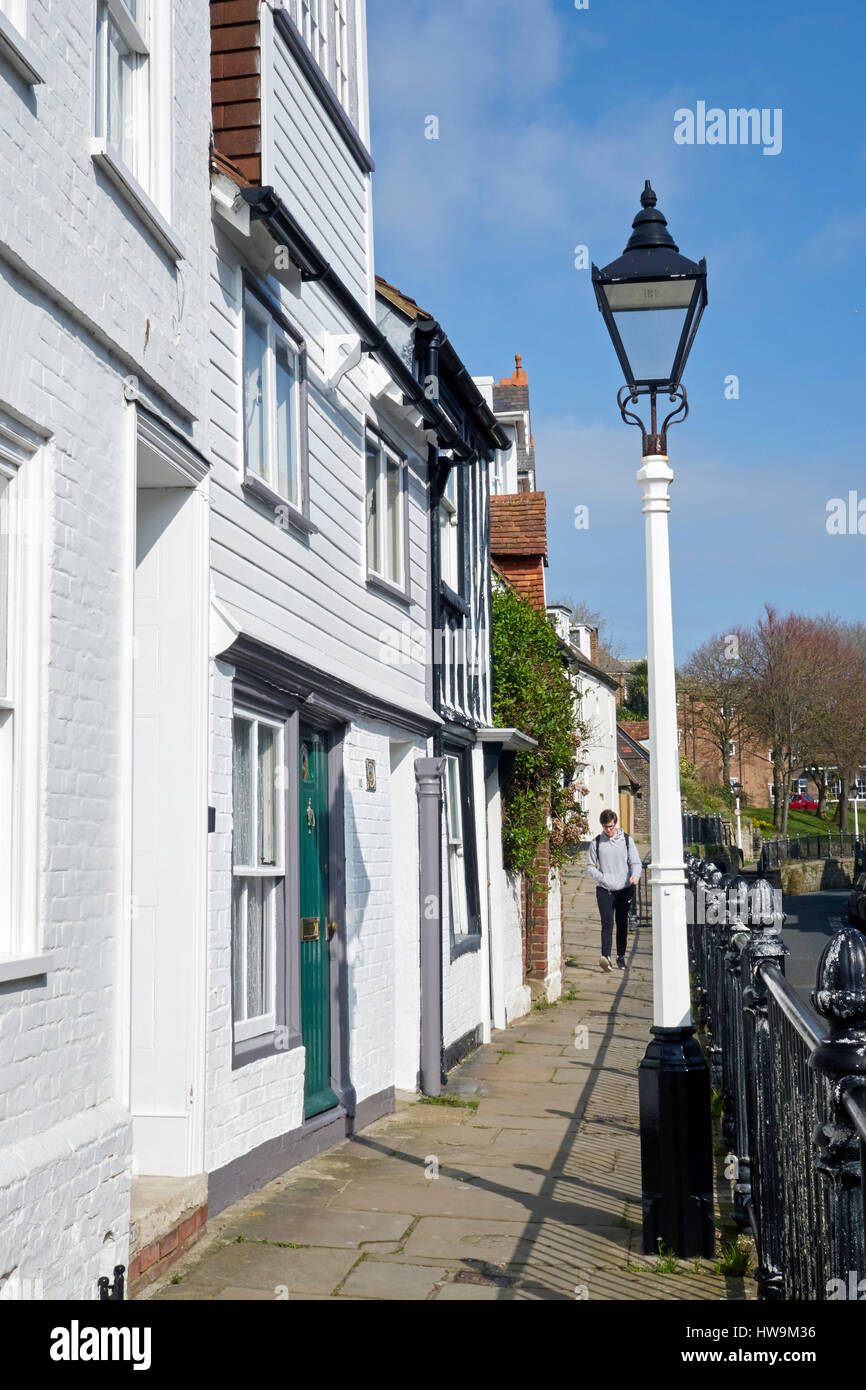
[118,405,209,1176]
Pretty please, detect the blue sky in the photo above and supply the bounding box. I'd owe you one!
[365,0,866,661]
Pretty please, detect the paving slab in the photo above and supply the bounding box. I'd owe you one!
[338,1259,450,1300]
[221,1207,414,1249]
[149,857,749,1303]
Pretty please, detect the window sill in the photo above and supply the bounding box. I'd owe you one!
[451,933,481,961]
[242,473,318,535]
[367,572,411,607]
[232,1026,303,1070]
[91,140,186,264]
[0,12,44,84]
[440,581,469,619]
[234,1013,276,1044]
[0,952,54,985]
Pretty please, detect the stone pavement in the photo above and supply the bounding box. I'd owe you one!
[148,857,753,1302]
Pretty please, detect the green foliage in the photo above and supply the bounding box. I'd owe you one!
[491,585,587,873]
[716,1237,752,1277]
[418,1093,479,1109]
[652,1238,679,1274]
[679,757,727,814]
[622,659,649,718]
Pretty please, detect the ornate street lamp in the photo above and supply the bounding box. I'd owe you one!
[592,182,714,1259]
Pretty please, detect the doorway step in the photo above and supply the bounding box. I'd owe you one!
[128,1174,208,1297]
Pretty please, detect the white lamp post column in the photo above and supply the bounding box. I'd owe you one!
[638,452,690,1031]
[592,181,714,1257]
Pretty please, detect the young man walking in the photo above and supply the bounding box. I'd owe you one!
[587,809,642,972]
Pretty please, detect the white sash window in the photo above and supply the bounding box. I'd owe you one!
[0,411,47,979]
[232,713,285,1041]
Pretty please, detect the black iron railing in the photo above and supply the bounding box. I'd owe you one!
[634,856,652,927]
[686,858,866,1300]
[758,833,862,871]
[683,812,729,851]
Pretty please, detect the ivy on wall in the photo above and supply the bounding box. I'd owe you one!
[491,583,589,873]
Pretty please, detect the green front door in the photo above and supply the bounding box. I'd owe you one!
[299,725,339,1119]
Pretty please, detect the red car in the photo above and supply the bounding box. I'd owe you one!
[789,794,818,811]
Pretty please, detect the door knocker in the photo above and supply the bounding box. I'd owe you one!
[306,798,316,833]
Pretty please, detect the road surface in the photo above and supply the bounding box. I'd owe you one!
[780,891,849,994]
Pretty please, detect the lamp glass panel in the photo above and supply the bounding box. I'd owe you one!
[610,305,689,385]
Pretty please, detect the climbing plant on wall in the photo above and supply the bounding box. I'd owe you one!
[491,582,589,873]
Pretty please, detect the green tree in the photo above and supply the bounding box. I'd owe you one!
[622,659,648,719]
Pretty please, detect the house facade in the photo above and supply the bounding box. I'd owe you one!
[373,277,524,1069]
[547,606,620,838]
[1,0,549,1299]
[0,0,213,1298]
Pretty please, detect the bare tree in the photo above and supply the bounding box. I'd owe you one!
[820,623,866,834]
[738,607,829,834]
[549,595,626,674]
[679,633,749,790]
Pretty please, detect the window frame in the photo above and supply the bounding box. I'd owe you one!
[364,425,409,600]
[443,746,482,958]
[241,277,313,534]
[439,465,461,597]
[284,0,357,119]
[231,709,287,1043]
[0,409,49,984]
[0,0,44,84]
[94,0,151,191]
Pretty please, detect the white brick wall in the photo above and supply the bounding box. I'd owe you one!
[0,0,212,1298]
[0,0,211,427]
[205,696,417,1173]
[442,746,490,1051]
[502,872,531,1024]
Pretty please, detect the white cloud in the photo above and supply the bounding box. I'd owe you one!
[367,0,685,268]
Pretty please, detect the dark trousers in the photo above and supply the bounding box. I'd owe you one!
[597,885,632,960]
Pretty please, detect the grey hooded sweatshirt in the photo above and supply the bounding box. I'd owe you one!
[587,829,643,892]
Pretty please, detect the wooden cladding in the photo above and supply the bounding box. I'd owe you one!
[211,0,262,185]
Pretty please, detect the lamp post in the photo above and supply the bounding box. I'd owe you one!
[732,781,744,856]
[592,182,714,1257]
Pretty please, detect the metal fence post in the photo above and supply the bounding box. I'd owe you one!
[721,877,753,1231]
[741,885,787,1300]
[809,926,866,1299]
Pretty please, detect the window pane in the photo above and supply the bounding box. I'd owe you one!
[275,341,299,506]
[244,310,269,480]
[257,722,278,867]
[233,717,254,866]
[365,440,380,575]
[440,502,457,589]
[385,455,402,585]
[107,13,136,171]
[446,758,463,845]
[246,878,264,1020]
[0,482,8,701]
[231,879,246,1022]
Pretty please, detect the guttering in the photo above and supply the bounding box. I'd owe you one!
[415,320,509,453]
[239,185,474,462]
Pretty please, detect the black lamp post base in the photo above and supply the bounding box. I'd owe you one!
[638,1024,715,1258]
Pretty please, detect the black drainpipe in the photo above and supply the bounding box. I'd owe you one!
[422,327,445,1094]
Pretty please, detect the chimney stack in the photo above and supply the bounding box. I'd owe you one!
[590,627,599,665]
